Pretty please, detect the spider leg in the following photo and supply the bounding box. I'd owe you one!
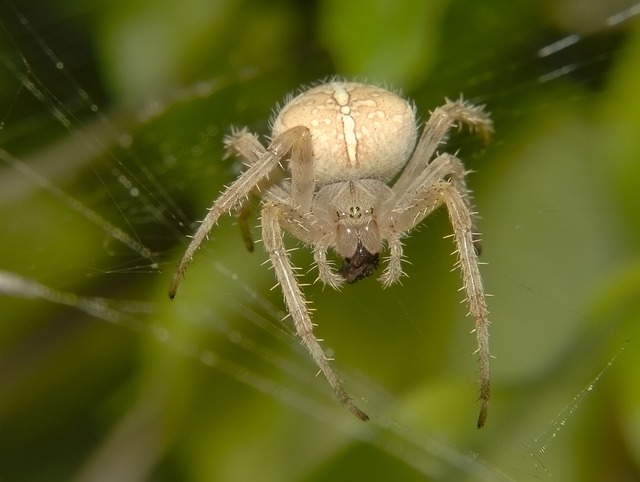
[226,125,315,213]
[169,126,310,299]
[225,129,291,204]
[262,203,369,421]
[393,98,493,199]
[388,177,491,428]
[225,128,268,251]
[441,184,490,428]
[381,153,480,286]
[226,126,342,288]
[395,152,483,254]
[224,126,264,163]
[236,199,255,252]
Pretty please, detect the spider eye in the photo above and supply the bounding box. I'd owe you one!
[339,242,380,284]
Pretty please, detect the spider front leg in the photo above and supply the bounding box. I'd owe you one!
[169,126,311,299]
[261,203,369,421]
[382,153,481,287]
[226,126,344,290]
[396,152,483,255]
[441,184,490,428]
[391,177,491,428]
[225,128,292,205]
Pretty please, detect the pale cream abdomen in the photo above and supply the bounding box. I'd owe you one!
[271,81,417,183]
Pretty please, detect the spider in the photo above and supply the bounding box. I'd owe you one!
[169,80,494,428]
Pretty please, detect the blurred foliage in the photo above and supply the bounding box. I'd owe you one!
[1,0,640,481]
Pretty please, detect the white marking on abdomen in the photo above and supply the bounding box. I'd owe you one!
[332,86,358,167]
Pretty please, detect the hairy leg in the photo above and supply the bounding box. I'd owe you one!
[261,203,369,421]
[390,181,490,427]
[169,126,310,299]
[393,98,493,198]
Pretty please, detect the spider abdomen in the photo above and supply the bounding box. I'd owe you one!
[271,81,417,184]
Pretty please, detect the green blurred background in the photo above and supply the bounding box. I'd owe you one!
[1,0,640,480]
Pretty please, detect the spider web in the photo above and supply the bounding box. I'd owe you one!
[1,1,639,480]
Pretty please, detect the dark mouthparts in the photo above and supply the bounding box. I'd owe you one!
[339,242,380,284]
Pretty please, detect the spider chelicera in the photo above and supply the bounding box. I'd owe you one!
[169,80,494,427]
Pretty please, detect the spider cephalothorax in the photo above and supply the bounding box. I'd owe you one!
[169,80,494,427]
